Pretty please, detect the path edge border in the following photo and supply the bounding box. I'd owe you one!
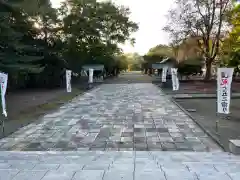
[169,95,226,152]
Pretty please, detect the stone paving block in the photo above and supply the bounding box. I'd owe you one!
[7,161,36,170]
[33,164,60,170]
[135,162,160,172]
[41,170,75,180]
[12,170,47,180]
[161,142,176,151]
[196,172,231,180]
[227,172,240,180]
[175,142,193,151]
[73,170,105,180]
[134,171,166,180]
[104,170,133,180]
[159,137,174,142]
[0,163,11,169]
[214,163,240,173]
[164,170,198,180]
[161,163,188,171]
[147,142,162,150]
[83,162,111,170]
[0,170,20,180]
[186,163,217,174]
[111,163,134,171]
[57,164,84,172]
[134,143,148,151]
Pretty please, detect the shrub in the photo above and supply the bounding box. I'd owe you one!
[177,58,203,78]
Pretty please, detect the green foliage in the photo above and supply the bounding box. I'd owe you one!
[0,0,138,89]
[177,58,203,76]
[220,2,240,70]
[142,54,165,71]
[0,1,43,74]
[115,55,128,71]
[147,44,174,58]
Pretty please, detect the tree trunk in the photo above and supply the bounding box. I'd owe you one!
[204,59,212,80]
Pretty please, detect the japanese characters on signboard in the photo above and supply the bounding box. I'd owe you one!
[217,68,234,114]
[0,72,8,117]
[171,68,179,91]
[66,70,72,93]
[89,68,94,83]
[162,66,167,82]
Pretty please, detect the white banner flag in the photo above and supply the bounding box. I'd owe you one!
[217,68,234,114]
[89,68,94,83]
[162,67,167,82]
[66,70,72,93]
[0,72,8,117]
[171,68,179,91]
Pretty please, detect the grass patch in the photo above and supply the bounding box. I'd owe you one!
[15,88,83,122]
[0,88,84,138]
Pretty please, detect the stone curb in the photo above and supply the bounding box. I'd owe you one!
[169,96,226,152]
[173,94,240,99]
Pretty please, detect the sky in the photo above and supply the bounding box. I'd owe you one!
[51,0,174,55]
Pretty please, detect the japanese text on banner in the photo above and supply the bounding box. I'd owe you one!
[171,68,179,91]
[0,72,8,117]
[162,67,167,82]
[66,70,72,93]
[217,68,233,114]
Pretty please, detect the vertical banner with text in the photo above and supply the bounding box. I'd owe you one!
[0,72,8,117]
[162,67,167,82]
[66,70,72,93]
[89,68,94,83]
[171,68,179,91]
[217,68,234,114]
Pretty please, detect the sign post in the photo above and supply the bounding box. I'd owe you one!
[0,72,8,135]
[66,70,72,93]
[171,68,179,91]
[88,68,94,89]
[216,68,234,133]
[162,67,167,82]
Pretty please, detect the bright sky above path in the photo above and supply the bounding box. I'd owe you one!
[51,0,174,55]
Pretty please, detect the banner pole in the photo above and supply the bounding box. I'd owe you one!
[0,87,4,136]
[2,117,4,136]
[215,119,219,134]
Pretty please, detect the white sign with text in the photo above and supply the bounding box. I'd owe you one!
[0,72,8,117]
[66,70,72,93]
[89,69,94,83]
[171,68,179,91]
[217,68,234,114]
[162,67,168,82]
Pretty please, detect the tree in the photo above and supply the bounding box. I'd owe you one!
[59,0,138,73]
[220,2,240,70]
[147,44,175,58]
[0,0,138,90]
[0,1,43,72]
[164,0,233,80]
[178,57,204,79]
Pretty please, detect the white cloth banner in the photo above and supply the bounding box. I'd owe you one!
[162,67,167,82]
[171,68,179,91]
[217,68,234,114]
[66,70,72,93]
[89,69,94,83]
[0,72,8,117]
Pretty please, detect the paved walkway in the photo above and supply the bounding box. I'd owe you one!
[0,83,220,151]
[0,151,239,180]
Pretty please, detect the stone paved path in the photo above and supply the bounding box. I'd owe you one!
[0,151,239,180]
[0,83,221,152]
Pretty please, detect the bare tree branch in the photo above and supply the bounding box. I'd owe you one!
[163,0,232,79]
